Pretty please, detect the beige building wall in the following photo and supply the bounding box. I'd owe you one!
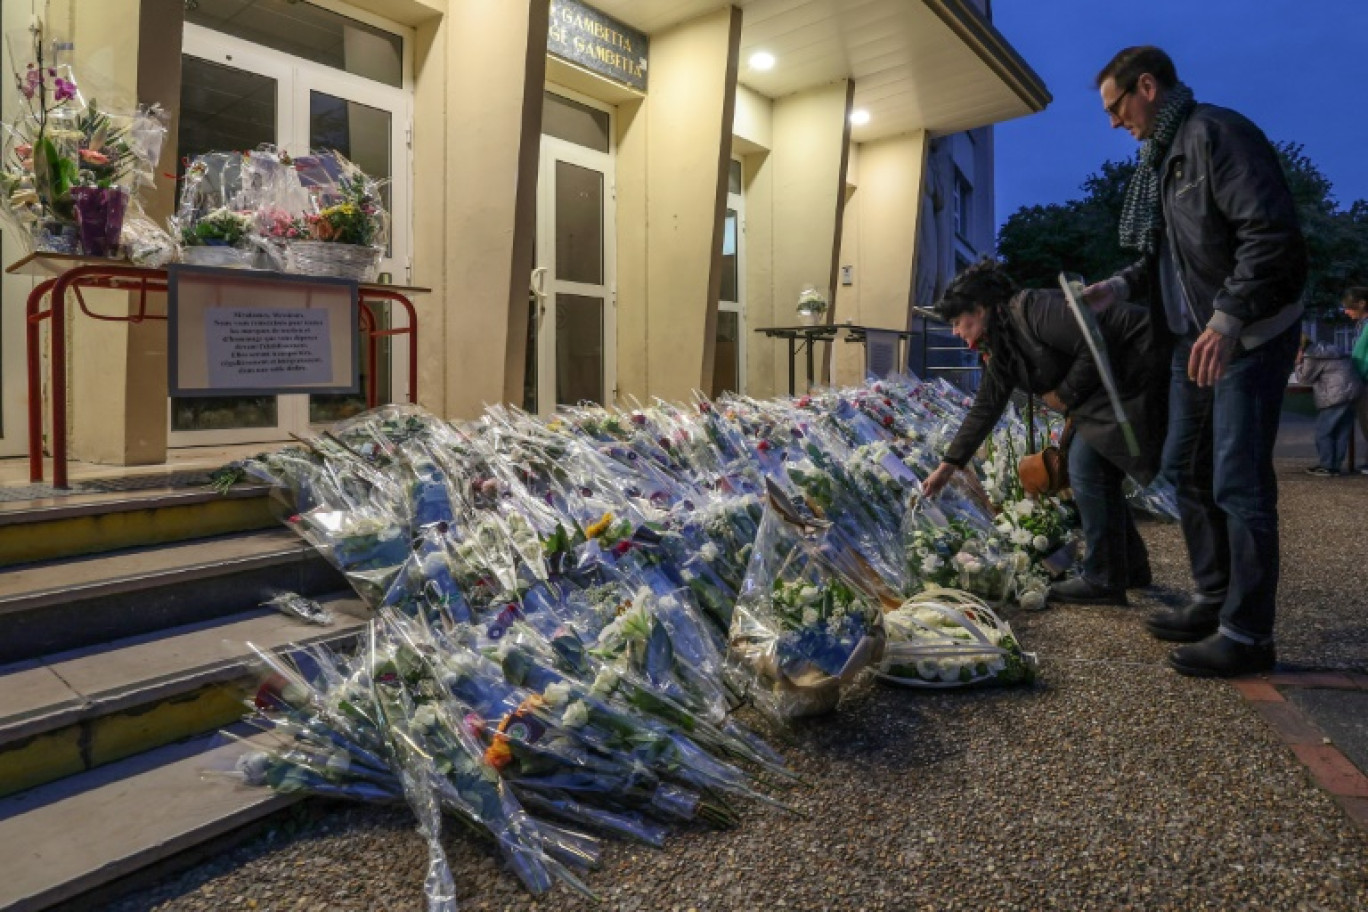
[615,6,741,404]
[832,131,929,386]
[768,80,852,396]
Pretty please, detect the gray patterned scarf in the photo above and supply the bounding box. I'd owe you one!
[1118,83,1196,254]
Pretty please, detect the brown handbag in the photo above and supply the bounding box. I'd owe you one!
[1017,421,1074,496]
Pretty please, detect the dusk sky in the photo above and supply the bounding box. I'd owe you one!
[991,0,1368,233]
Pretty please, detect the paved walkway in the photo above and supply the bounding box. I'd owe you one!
[99,413,1368,911]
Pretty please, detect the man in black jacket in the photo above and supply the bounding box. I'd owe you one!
[1085,46,1306,677]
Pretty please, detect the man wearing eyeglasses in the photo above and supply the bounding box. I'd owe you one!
[1083,46,1306,678]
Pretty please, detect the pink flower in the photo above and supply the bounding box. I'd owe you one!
[78,148,109,165]
[14,143,31,157]
[53,77,76,101]
[20,68,41,99]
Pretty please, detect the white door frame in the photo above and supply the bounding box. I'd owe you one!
[534,88,616,416]
[170,21,412,446]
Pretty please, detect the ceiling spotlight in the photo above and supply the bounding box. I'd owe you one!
[850,109,871,126]
[749,51,776,71]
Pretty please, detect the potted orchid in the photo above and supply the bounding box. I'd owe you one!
[796,284,828,325]
[1,20,83,252]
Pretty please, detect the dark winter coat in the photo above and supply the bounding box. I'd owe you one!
[941,289,1163,484]
[1116,103,1307,348]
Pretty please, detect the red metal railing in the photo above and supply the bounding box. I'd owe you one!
[23,262,421,488]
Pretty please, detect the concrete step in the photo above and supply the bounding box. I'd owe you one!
[0,484,278,569]
[0,728,298,912]
[0,593,369,798]
[0,528,349,664]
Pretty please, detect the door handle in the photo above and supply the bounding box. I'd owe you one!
[530,266,548,318]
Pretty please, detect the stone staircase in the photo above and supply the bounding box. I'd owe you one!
[0,480,368,911]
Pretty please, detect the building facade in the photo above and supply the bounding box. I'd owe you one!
[0,0,1047,465]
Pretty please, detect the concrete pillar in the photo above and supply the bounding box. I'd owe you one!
[769,80,852,394]
[616,6,741,404]
[435,0,548,418]
[831,131,929,386]
[61,0,181,465]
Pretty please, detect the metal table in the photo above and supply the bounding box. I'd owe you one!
[754,323,917,395]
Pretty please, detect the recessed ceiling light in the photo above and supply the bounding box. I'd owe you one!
[749,51,776,71]
[850,109,871,125]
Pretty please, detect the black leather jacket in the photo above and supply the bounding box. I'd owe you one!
[942,290,1162,484]
[1117,103,1307,346]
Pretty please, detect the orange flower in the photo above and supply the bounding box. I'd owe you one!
[484,736,513,770]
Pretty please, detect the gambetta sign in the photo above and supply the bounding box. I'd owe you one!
[548,0,648,92]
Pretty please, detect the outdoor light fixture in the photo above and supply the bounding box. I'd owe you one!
[850,109,871,125]
[748,51,776,71]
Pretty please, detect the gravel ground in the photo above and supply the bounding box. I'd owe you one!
[106,451,1368,912]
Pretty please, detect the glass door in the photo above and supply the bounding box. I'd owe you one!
[529,91,616,416]
[171,18,410,446]
[713,158,745,396]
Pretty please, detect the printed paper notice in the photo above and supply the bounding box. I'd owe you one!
[206,308,332,388]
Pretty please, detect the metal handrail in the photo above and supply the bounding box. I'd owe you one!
[22,262,423,488]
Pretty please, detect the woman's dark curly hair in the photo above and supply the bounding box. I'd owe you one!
[933,258,1018,323]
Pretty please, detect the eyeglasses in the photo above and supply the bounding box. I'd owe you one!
[1105,86,1133,119]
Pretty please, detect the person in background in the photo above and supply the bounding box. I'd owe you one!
[1085,46,1307,677]
[1344,287,1368,473]
[1295,337,1362,476]
[920,259,1162,606]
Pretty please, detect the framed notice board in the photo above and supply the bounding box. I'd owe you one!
[168,265,360,397]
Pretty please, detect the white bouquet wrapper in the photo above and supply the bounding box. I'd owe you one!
[878,588,1037,688]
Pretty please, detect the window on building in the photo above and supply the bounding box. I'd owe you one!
[953,168,971,240]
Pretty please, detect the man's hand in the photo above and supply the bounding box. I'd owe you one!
[1082,281,1115,314]
[1188,327,1238,387]
[1040,390,1067,413]
[920,462,959,499]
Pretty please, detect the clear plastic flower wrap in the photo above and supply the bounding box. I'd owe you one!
[173,151,255,265]
[727,481,887,719]
[0,18,169,255]
[283,149,388,281]
[262,591,335,626]
[878,588,1037,688]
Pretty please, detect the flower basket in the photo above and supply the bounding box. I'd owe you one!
[287,240,381,282]
[797,310,821,327]
[181,244,252,268]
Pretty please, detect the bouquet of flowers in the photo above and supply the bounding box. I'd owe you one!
[285,150,388,281]
[0,19,166,255]
[728,486,885,719]
[878,588,1037,688]
[796,283,827,321]
[174,151,255,267]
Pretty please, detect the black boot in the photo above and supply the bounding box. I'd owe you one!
[1168,633,1276,678]
[1048,576,1127,606]
[1127,561,1153,588]
[1145,598,1220,642]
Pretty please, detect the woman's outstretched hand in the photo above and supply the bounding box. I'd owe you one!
[921,461,959,499]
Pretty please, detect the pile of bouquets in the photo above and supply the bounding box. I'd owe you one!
[214,377,1078,906]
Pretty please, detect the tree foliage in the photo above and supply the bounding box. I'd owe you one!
[997,143,1368,319]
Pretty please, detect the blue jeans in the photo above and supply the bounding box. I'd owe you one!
[1315,401,1355,472]
[1068,431,1147,589]
[1161,325,1299,644]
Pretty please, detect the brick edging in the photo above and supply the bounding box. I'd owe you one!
[1233,674,1368,830]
